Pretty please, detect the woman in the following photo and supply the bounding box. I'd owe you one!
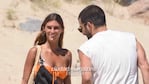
[22,13,72,84]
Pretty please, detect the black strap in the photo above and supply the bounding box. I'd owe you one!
[39,56,44,65]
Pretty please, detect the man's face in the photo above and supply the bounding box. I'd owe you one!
[78,19,92,39]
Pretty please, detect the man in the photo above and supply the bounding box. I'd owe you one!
[77,5,149,84]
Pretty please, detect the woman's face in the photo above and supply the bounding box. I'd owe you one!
[44,20,63,42]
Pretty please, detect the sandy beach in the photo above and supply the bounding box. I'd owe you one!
[0,0,149,84]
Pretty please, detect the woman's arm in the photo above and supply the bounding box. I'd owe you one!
[21,47,37,84]
[64,50,72,84]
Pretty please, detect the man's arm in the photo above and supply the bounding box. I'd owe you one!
[78,50,93,84]
[137,40,149,84]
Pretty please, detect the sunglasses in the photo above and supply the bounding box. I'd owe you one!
[78,27,82,32]
[78,23,87,33]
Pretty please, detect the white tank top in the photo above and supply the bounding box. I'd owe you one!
[79,30,138,84]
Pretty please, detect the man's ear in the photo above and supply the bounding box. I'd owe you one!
[86,22,93,29]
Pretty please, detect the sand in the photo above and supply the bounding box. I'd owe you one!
[0,0,148,84]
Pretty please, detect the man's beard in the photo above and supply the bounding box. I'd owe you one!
[86,33,92,39]
[85,27,92,39]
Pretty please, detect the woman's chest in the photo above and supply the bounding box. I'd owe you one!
[41,51,68,67]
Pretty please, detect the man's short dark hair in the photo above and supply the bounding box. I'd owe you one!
[78,5,106,28]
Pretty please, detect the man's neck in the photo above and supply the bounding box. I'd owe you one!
[92,25,107,36]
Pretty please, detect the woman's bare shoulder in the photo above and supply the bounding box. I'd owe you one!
[64,49,72,67]
[60,48,72,56]
[29,46,38,53]
[66,49,72,57]
[63,49,72,60]
[27,46,39,59]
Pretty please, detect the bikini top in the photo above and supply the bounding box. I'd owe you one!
[34,56,68,83]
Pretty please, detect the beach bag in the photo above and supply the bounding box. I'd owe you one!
[34,65,57,84]
[34,56,57,84]
[28,45,57,84]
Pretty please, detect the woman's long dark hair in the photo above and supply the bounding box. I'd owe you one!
[34,13,64,48]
